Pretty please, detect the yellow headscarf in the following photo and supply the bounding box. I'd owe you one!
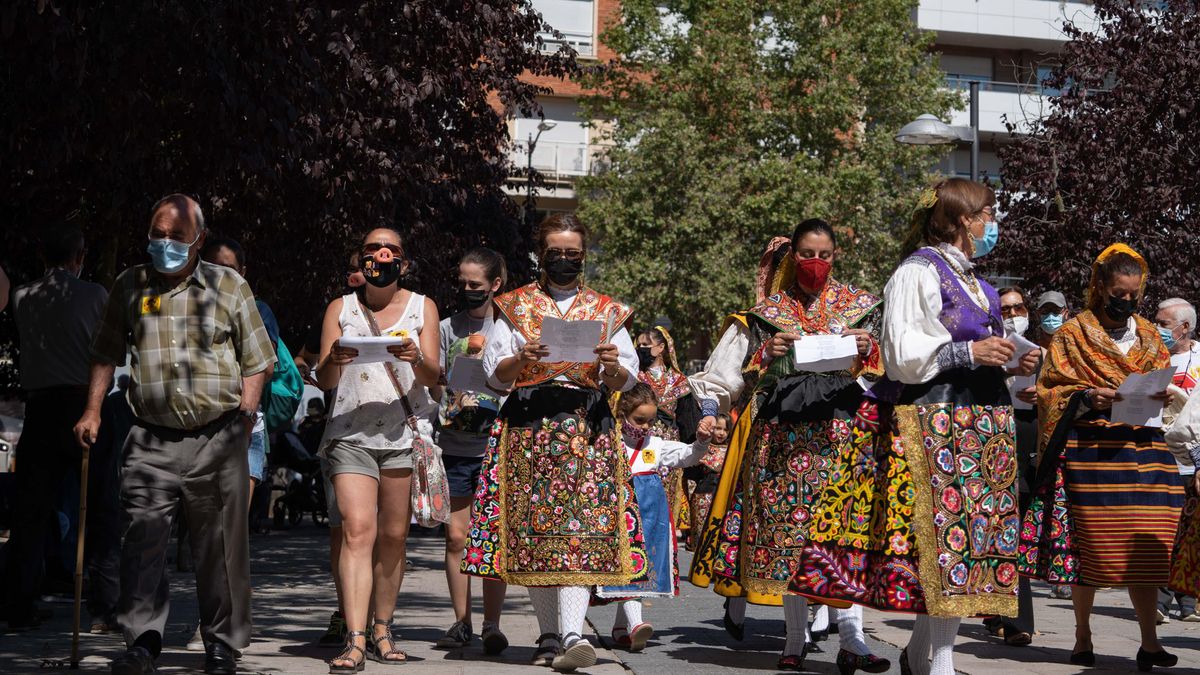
[1085,243,1149,311]
[653,325,683,374]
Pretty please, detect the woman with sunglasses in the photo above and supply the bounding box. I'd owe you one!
[316,227,440,672]
[462,213,642,671]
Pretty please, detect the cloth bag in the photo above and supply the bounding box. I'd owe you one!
[362,304,451,526]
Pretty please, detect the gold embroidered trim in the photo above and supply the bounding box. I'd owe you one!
[897,405,1018,618]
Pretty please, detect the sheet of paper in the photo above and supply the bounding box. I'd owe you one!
[1009,374,1036,410]
[337,335,412,365]
[540,316,604,364]
[1004,331,1041,369]
[1112,366,1178,427]
[448,357,491,394]
[792,334,858,373]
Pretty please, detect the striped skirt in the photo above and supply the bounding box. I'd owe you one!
[1021,419,1184,587]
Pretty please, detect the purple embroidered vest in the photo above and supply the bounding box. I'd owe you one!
[867,248,1003,402]
[911,248,1003,341]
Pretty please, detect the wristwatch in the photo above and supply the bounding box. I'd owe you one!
[237,408,257,422]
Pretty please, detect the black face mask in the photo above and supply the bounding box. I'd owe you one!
[362,256,401,288]
[1104,295,1137,323]
[543,256,583,286]
[459,288,491,310]
[636,347,655,370]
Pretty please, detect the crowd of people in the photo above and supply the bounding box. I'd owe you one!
[0,180,1198,675]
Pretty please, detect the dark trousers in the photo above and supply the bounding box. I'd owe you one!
[86,429,124,621]
[118,412,251,652]
[0,388,88,619]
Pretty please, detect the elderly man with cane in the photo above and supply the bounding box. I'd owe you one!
[74,194,275,675]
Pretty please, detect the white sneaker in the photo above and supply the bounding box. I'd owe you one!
[551,639,596,672]
[1156,609,1171,625]
[187,625,204,651]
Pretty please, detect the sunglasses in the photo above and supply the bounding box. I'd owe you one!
[545,248,585,262]
[362,242,403,256]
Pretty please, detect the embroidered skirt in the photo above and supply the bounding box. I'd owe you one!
[693,373,862,602]
[461,384,643,586]
[1021,416,1184,587]
[798,370,1020,617]
[1170,479,1200,597]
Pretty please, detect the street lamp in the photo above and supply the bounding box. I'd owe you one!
[525,120,557,227]
[896,80,981,182]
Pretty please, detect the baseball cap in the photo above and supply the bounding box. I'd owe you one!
[1036,291,1067,311]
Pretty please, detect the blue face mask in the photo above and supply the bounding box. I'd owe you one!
[1041,313,1064,334]
[147,233,199,274]
[1159,325,1178,351]
[970,220,999,259]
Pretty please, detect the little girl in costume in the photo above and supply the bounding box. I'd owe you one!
[597,383,711,652]
[685,412,731,550]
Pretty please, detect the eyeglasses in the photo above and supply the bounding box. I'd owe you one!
[545,248,585,262]
[362,242,403,256]
[1000,302,1028,318]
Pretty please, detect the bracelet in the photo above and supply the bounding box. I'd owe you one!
[602,365,622,378]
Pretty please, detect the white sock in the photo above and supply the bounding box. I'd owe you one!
[527,587,559,641]
[783,595,810,656]
[907,615,931,675]
[811,604,830,633]
[726,596,747,625]
[622,600,643,628]
[558,586,590,647]
[929,616,960,675]
[835,605,870,656]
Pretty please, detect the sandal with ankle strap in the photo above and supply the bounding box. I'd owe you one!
[328,630,367,674]
[368,620,408,665]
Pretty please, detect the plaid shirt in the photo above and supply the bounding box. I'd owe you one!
[91,261,276,429]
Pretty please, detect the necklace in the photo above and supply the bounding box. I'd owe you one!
[930,247,988,309]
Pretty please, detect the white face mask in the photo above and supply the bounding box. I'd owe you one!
[1004,315,1029,337]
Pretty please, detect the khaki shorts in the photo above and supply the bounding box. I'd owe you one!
[324,440,413,480]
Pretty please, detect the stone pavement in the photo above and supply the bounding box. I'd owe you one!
[2,521,1199,673]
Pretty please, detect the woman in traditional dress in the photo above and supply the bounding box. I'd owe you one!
[464,213,641,672]
[794,178,1033,675]
[1019,244,1183,671]
[635,325,701,548]
[689,219,889,672]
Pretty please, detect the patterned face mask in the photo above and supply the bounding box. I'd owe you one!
[622,422,650,447]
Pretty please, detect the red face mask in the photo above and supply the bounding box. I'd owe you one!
[795,256,832,292]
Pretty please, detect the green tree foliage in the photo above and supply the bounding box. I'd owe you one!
[577,0,955,351]
[988,0,1200,309]
[0,1,576,390]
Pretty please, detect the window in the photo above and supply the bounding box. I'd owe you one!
[533,0,594,56]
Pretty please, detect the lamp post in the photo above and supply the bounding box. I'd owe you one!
[895,80,981,182]
[525,120,557,228]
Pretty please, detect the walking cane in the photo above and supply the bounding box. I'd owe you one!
[70,445,90,669]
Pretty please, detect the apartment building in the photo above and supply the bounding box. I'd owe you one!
[511,0,1098,214]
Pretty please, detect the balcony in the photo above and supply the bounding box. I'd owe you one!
[509,140,593,182]
[916,0,1098,51]
[944,77,1050,136]
[538,29,594,57]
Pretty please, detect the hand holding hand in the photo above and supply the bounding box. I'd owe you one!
[767,332,801,359]
[697,415,716,442]
[971,337,1015,368]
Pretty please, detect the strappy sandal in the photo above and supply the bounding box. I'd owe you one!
[532,632,561,667]
[328,630,366,674]
[369,620,408,665]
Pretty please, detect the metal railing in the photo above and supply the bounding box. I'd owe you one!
[945,76,1061,97]
[509,140,592,181]
[538,29,594,56]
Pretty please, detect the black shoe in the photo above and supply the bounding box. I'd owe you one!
[205,641,237,675]
[836,649,891,675]
[1136,647,1178,672]
[111,647,156,675]
[805,641,824,654]
[1069,649,1096,667]
[435,620,473,649]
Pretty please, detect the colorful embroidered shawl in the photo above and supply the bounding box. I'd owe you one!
[1036,309,1168,460]
[494,282,633,389]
